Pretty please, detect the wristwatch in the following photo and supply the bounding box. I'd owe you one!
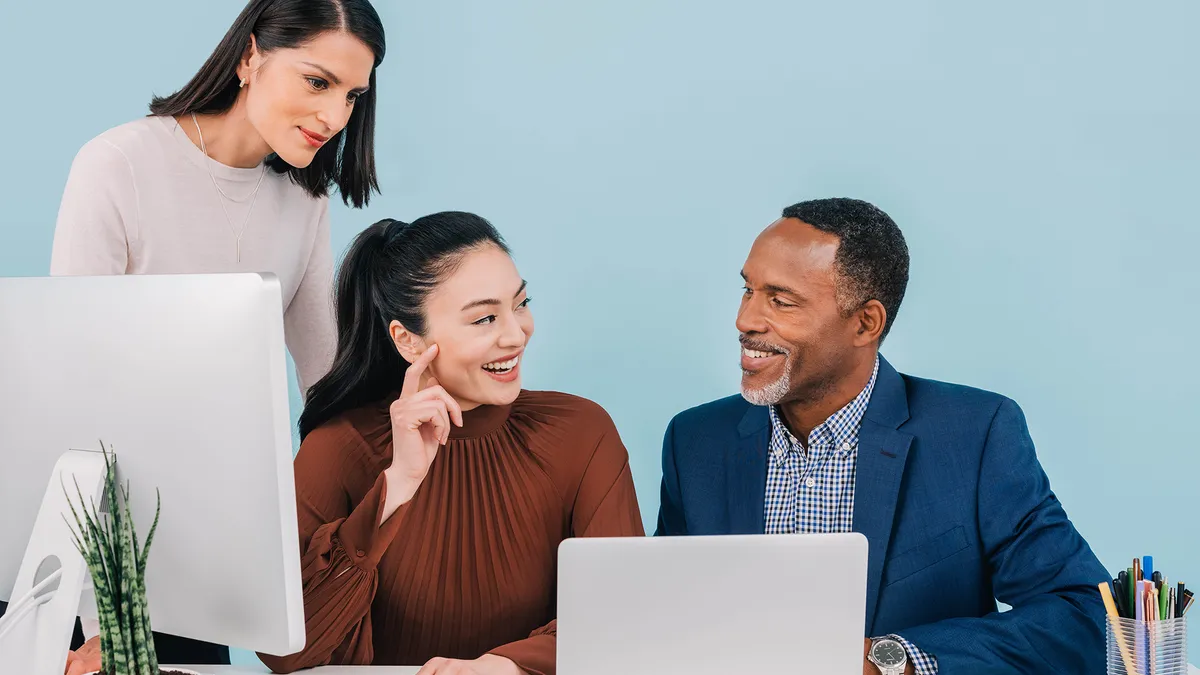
[868,637,908,675]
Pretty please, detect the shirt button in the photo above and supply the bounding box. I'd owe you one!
[841,442,852,452]
[356,549,366,558]
[805,477,816,488]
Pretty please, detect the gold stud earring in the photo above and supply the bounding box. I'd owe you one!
[239,77,248,88]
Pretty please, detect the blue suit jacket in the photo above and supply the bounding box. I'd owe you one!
[655,356,1108,673]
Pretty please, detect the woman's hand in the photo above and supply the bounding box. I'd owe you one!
[416,654,524,675]
[64,636,100,675]
[380,344,463,523]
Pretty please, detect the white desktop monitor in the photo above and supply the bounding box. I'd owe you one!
[0,273,305,664]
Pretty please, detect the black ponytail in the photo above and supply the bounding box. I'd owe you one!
[298,213,510,440]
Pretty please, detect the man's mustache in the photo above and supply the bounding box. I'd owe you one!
[739,335,789,355]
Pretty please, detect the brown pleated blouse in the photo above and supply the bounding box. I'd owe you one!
[259,390,645,675]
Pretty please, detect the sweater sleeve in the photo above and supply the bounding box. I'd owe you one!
[487,421,646,675]
[258,421,408,673]
[49,137,138,275]
[49,138,136,637]
[283,198,336,397]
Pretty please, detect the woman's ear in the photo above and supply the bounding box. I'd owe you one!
[389,320,425,364]
[237,34,261,85]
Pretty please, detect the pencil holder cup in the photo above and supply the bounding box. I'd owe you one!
[1106,616,1188,675]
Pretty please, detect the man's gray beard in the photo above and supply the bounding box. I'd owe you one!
[740,364,791,406]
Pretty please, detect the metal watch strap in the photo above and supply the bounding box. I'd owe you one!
[870,638,907,675]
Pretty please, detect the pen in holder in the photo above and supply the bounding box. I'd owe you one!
[1107,616,1188,675]
[1099,558,1194,675]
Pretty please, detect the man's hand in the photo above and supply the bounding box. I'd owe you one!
[65,636,101,675]
[863,638,915,675]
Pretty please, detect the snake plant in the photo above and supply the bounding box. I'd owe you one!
[63,442,162,675]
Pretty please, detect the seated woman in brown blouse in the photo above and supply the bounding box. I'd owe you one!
[259,212,644,675]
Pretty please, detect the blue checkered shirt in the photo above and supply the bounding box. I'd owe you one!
[764,357,938,675]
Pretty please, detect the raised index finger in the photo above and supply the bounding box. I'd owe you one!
[401,344,439,398]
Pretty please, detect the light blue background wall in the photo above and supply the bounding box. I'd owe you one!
[2,0,1197,666]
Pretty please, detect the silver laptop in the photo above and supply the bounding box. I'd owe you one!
[557,533,868,675]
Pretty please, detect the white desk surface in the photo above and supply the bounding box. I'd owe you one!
[180,664,1200,675]
[170,662,422,667]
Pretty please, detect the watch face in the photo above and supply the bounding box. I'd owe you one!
[871,640,907,667]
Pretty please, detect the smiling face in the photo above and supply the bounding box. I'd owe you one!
[399,244,535,410]
[238,30,375,168]
[736,217,865,407]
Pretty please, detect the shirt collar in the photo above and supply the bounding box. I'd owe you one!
[769,356,880,458]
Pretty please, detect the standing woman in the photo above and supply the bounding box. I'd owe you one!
[44,0,387,671]
[50,0,385,395]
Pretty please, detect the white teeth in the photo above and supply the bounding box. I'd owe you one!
[483,356,519,371]
[742,347,777,359]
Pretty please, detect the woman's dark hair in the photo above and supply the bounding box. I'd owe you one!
[149,0,385,208]
[298,213,511,440]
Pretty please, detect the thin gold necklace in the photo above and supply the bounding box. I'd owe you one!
[191,112,267,263]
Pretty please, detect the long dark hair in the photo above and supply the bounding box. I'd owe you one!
[149,0,385,208]
[299,213,511,440]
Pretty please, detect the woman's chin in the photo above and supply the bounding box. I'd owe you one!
[490,383,522,406]
[476,379,522,406]
[274,148,317,169]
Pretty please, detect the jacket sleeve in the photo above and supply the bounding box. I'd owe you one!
[654,416,687,536]
[895,399,1108,674]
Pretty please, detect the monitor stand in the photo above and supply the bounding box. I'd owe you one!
[0,450,107,675]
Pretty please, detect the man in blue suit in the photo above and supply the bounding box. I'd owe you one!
[656,198,1107,674]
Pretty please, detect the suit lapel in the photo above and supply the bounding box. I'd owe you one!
[852,357,913,633]
[728,404,769,534]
